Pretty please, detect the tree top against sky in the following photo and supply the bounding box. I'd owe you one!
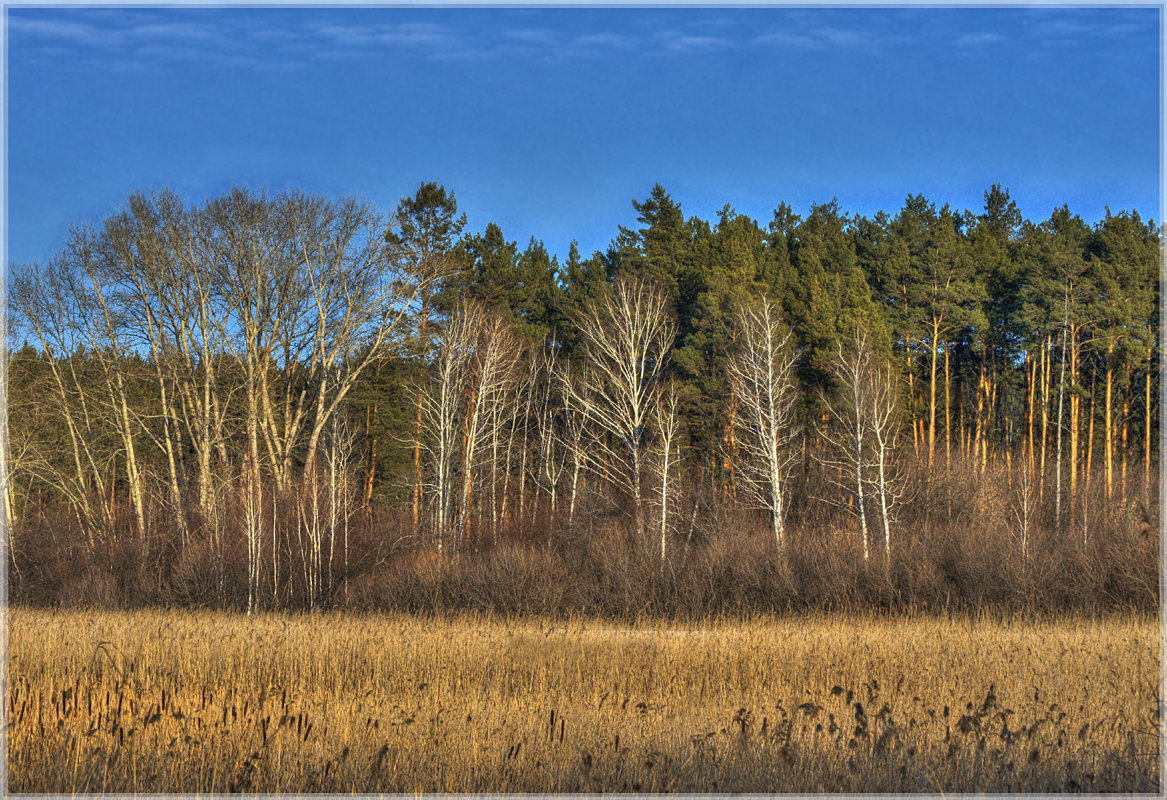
[4,4,1161,268]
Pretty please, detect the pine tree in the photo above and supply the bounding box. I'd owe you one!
[384,182,467,530]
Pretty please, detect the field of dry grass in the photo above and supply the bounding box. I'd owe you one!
[6,607,1161,793]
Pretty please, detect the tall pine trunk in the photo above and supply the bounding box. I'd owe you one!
[1026,352,1036,479]
[1040,335,1051,501]
[944,343,951,469]
[1069,330,1079,506]
[1055,324,1067,530]
[1145,335,1155,498]
[928,321,940,466]
[1104,347,1113,500]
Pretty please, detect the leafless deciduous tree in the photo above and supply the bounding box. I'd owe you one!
[295,404,358,609]
[651,382,683,567]
[564,275,676,538]
[208,189,429,609]
[531,344,569,532]
[205,190,428,494]
[11,253,120,545]
[12,188,431,612]
[1,237,11,549]
[419,304,519,555]
[558,367,591,527]
[1012,451,1035,567]
[98,191,230,548]
[726,296,800,551]
[819,325,904,563]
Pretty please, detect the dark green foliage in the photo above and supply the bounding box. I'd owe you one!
[385,181,467,266]
[611,183,694,300]
[386,181,468,358]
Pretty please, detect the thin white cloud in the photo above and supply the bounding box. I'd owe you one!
[130,22,220,42]
[811,27,878,51]
[314,22,466,55]
[654,31,730,53]
[10,11,282,67]
[1041,19,1093,39]
[8,9,942,70]
[754,25,888,53]
[505,28,561,46]
[11,10,478,68]
[1023,9,1157,48]
[573,32,637,50]
[683,15,736,31]
[753,31,821,50]
[8,17,125,48]
[502,30,642,61]
[954,32,1005,48]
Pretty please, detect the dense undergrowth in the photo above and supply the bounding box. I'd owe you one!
[10,471,1157,618]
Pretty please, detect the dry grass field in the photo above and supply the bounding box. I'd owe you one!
[6,607,1161,793]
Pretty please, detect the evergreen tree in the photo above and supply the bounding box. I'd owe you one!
[968,186,1024,462]
[611,183,694,301]
[448,222,521,318]
[673,205,768,460]
[1085,209,1159,499]
[514,237,563,344]
[557,241,612,356]
[786,200,879,397]
[383,182,467,529]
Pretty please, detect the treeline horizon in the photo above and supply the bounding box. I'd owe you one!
[4,181,1161,616]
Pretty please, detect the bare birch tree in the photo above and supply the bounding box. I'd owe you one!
[819,325,904,563]
[456,312,519,553]
[558,368,591,527]
[651,382,683,567]
[69,234,151,544]
[10,256,117,544]
[532,344,569,531]
[726,296,799,551]
[419,304,519,555]
[419,310,470,552]
[202,189,430,605]
[293,407,357,609]
[867,345,905,560]
[206,190,430,493]
[97,190,226,547]
[1012,451,1035,567]
[564,275,675,538]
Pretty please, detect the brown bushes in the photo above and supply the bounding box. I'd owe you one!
[9,459,1158,617]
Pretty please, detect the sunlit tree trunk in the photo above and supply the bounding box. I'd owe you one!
[1085,367,1096,500]
[1121,389,1130,502]
[871,360,903,565]
[1069,328,1079,504]
[1104,345,1113,500]
[928,320,941,467]
[1145,335,1155,498]
[727,296,799,551]
[944,343,951,470]
[1026,352,1036,480]
[560,386,588,527]
[564,276,675,541]
[413,299,428,531]
[1055,300,1068,529]
[1040,334,1051,501]
[653,386,682,569]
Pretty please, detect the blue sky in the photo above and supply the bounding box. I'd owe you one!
[4,4,1162,268]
